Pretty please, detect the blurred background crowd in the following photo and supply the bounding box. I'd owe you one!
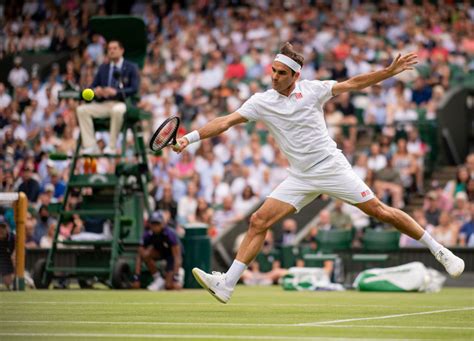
[0,0,473,251]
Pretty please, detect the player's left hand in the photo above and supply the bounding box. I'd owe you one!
[387,53,418,76]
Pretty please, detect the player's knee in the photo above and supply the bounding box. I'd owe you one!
[249,212,270,234]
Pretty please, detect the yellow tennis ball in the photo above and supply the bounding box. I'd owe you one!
[82,88,94,101]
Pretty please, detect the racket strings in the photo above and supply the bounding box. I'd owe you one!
[152,119,178,150]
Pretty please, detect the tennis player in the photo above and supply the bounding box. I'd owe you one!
[173,43,464,304]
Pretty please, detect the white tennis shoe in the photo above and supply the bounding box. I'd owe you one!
[435,248,465,278]
[192,268,233,304]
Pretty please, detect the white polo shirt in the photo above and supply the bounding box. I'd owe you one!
[237,79,338,174]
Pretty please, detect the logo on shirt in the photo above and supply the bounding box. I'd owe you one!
[361,190,371,198]
[295,93,303,99]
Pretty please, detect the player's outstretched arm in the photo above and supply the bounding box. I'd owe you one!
[332,53,418,96]
[172,111,247,153]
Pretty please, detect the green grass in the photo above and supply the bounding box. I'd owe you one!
[1,286,473,340]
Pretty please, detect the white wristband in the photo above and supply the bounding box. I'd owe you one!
[184,130,200,144]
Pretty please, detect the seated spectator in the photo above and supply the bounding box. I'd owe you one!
[406,127,427,193]
[135,212,183,291]
[467,153,474,179]
[0,218,15,290]
[33,205,54,244]
[392,138,417,192]
[241,231,287,285]
[40,221,63,248]
[177,182,198,226]
[367,142,387,173]
[213,195,239,236]
[353,153,371,183]
[155,183,178,226]
[373,157,404,209]
[411,77,432,106]
[335,92,358,143]
[18,166,40,204]
[25,211,38,248]
[315,209,333,231]
[459,202,474,247]
[431,211,458,247]
[279,218,298,247]
[446,166,470,199]
[330,200,352,230]
[233,185,259,218]
[424,191,442,226]
[324,101,344,141]
[175,150,195,180]
[365,84,388,126]
[451,192,470,227]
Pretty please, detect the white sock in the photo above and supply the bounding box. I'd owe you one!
[418,231,443,255]
[225,260,247,288]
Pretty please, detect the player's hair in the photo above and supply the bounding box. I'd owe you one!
[279,42,304,70]
[108,39,124,49]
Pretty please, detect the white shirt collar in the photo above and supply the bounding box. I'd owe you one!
[110,57,124,69]
[273,82,301,99]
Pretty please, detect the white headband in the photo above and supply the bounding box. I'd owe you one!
[274,54,301,73]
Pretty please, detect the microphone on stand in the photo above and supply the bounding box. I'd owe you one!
[112,69,126,102]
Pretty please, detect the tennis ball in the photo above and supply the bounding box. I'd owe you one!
[82,88,94,101]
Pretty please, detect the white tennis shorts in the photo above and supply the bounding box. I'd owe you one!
[268,152,374,212]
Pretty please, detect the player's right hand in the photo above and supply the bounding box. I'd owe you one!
[172,137,189,153]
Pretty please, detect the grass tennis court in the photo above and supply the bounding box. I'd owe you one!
[1,286,473,340]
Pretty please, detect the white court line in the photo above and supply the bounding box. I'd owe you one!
[0,332,423,340]
[297,307,474,326]
[1,320,473,331]
[0,301,463,309]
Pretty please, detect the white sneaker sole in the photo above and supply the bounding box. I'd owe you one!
[192,268,228,304]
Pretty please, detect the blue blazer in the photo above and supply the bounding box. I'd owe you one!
[91,59,139,102]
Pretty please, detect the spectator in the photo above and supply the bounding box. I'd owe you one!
[8,57,29,89]
[233,185,259,218]
[431,211,458,247]
[373,157,404,209]
[446,166,470,198]
[177,182,198,226]
[459,202,474,247]
[213,195,239,235]
[392,138,417,192]
[17,166,40,202]
[0,218,15,290]
[155,183,178,226]
[424,191,442,226]
[279,218,298,247]
[315,209,333,231]
[135,212,183,291]
[330,200,352,230]
[0,83,12,109]
[367,142,387,173]
[451,192,471,227]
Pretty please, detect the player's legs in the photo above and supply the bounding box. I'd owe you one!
[355,196,464,278]
[355,197,423,239]
[192,198,295,303]
[235,198,296,265]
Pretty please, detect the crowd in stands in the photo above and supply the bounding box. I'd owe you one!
[0,1,473,253]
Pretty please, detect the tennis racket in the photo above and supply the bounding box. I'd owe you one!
[149,116,181,152]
